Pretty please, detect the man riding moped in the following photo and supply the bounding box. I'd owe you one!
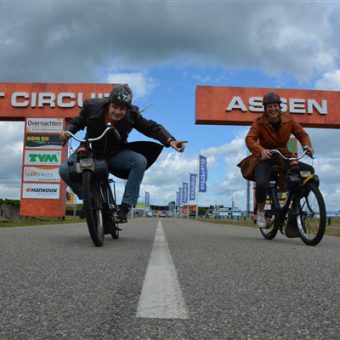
[238,92,315,228]
[59,84,187,222]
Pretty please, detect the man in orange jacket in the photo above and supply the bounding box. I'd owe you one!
[244,92,314,228]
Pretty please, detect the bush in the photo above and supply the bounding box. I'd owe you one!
[0,199,20,207]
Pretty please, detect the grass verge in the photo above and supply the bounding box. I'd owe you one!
[196,217,340,237]
[0,216,83,228]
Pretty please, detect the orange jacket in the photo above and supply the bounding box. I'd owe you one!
[245,112,312,158]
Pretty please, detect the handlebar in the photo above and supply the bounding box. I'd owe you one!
[269,148,312,161]
[64,123,121,143]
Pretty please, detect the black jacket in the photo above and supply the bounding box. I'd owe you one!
[66,98,175,155]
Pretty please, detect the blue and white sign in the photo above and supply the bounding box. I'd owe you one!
[182,182,188,203]
[199,155,207,192]
[145,192,150,206]
[179,187,183,205]
[176,191,180,206]
[189,173,197,200]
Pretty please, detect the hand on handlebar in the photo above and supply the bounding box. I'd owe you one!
[303,146,315,158]
[260,149,272,160]
[59,131,70,147]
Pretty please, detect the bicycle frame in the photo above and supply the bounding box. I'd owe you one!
[267,185,292,227]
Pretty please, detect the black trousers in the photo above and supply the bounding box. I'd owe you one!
[254,159,314,204]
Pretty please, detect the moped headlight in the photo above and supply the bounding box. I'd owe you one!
[300,171,311,177]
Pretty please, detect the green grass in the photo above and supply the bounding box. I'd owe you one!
[195,217,340,237]
[0,216,83,228]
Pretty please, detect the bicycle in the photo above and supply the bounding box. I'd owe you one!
[64,124,122,247]
[260,148,326,246]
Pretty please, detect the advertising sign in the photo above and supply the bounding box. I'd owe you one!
[23,166,60,182]
[145,192,150,206]
[199,155,207,193]
[25,133,63,149]
[196,86,340,128]
[26,118,64,133]
[20,117,67,217]
[0,83,120,218]
[24,150,62,166]
[0,83,113,120]
[22,183,60,199]
[189,173,197,200]
[182,182,188,204]
[179,187,183,205]
[176,191,180,206]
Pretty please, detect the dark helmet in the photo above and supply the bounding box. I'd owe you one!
[263,92,282,107]
[108,84,132,107]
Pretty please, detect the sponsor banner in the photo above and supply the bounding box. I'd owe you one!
[145,192,150,206]
[22,183,60,199]
[176,191,180,206]
[26,118,64,133]
[23,166,60,182]
[189,173,197,200]
[182,182,188,204]
[179,187,183,205]
[25,133,62,149]
[199,155,207,192]
[24,150,61,165]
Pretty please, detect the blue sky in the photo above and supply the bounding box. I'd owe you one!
[1,1,340,212]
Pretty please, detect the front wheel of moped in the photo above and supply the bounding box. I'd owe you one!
[82,170,104,247]
[296,183,326,246]
[260,201,279,240]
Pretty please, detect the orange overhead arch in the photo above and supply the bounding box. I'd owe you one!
[0,82,113,120]
[196,86,340,128]
[0,82,115,217]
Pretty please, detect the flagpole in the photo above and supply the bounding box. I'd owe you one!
[196,151,199,220]
[175,192,177,218]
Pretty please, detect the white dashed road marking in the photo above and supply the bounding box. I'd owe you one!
[136,220,189,319]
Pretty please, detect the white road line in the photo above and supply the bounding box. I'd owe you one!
[136,219,189,319]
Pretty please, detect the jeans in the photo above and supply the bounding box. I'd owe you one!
[59,149,147,207]
[254,159,314,204]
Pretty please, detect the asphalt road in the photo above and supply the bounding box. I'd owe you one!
[0,218,339,340]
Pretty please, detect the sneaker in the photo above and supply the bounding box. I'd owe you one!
[117,203,130,223]
[257,212,266,228]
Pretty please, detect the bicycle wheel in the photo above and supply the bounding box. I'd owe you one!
[296,182,326,246]
[82,170,104,247]
[261,201,279,240]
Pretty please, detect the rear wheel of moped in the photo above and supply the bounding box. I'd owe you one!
[82,170,104,247]
[296,183,326,246]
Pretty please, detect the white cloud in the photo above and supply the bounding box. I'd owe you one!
[315,69,340,90]
[1,2,339,83]
[0,122,24,199]
[140,133,249,207]
[106,72,157,99]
